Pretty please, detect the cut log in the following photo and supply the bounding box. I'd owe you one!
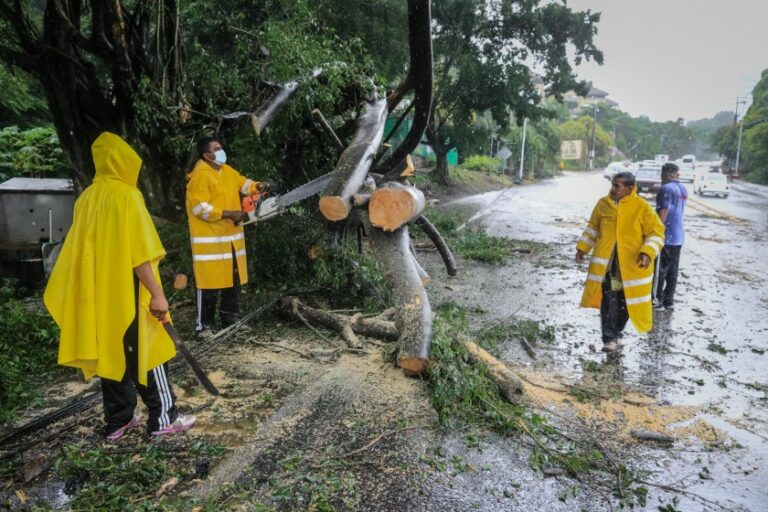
[414,215,457,276]
[369,182,425,232]
[312,109,344,150]
[360,212,432,376]
[461,339,524,403]
[319,96,388,221]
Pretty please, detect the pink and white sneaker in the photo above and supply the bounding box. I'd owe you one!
[150,414,197,436]
[106,414,143,441]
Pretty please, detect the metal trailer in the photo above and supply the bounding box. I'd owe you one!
[0,177,75,284]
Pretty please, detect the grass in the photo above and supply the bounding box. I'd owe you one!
[418,206,551,265]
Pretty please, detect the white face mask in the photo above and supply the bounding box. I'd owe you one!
[213,149,227,165]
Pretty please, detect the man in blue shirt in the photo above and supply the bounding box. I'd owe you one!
[654,163,687,310]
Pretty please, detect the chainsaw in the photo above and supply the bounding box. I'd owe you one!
[240,171,335,225]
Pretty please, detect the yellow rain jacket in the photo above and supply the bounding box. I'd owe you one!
[44,132,175,385]
[576,187,665,333]
[185,160,262,289]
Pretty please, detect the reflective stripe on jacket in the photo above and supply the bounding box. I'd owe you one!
[576,187,665,333]
[186,160,260,289]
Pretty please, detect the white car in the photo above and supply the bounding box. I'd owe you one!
[694,173,730,198]
[603,161,637,181]
[677,163,696,182]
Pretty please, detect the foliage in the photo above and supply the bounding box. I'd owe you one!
[0,279,65,423]
[477,319,556,351]
[56,440,228,511]
[428,302,531,431]
[461,155,503,174]
[0,65,48,127]
[0,125,69,182]
[424,0,603,182]
[421,206,539,265]
[738,68,768,184]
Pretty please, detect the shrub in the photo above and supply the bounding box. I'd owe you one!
[0,125,69,181]
[462,155,503,174]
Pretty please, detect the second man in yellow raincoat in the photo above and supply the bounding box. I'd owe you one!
[186,137,267,332]
[575,171,665,352]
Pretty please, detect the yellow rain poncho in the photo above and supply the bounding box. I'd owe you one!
[576,187,665,333]
[44,132,175,385]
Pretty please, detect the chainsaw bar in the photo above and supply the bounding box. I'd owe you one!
[241,171,336,225]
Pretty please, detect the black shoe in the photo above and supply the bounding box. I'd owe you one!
[663,302,674,310]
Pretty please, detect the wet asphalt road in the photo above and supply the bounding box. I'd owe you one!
[443,171,768,511]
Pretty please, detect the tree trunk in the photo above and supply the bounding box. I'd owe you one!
[319,96,388,221]
[360,211,432,376]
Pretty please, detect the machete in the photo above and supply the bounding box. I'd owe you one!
[161,317,220,396]
[241,171,336,225]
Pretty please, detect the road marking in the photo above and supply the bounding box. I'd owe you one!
[687,196,743,224]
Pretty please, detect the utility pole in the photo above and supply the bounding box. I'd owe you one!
[518,117,528,182]
[734,97,746,175]
[586,104,598,172]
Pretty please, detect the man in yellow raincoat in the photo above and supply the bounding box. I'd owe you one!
[186,136,267,331]
[44,132,196,440]
[575,172,665,352]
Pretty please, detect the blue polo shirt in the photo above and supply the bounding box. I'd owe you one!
[656,180,687,246]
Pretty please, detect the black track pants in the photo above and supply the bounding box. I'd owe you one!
[600,277,629,343]
[101,282,178,435]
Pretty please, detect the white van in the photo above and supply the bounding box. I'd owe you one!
[681,154,697,167]
[694,173,730,198]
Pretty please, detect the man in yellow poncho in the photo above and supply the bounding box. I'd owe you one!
[186,136,267,332]
[44,132,196,440]
[575,172,665,352]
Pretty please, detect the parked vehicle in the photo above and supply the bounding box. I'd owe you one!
[654,154,669,164]
[603,161,637,181]
[694,173,730,198]
[635,165,662,195]
[681,154,697,167]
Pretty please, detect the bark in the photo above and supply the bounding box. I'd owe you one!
[461,339,524,403]
[425,124,451,185]
[414,215,457,276]
[376,0,433,177]
[319,96,388,221]
[360,211,432,376]
[369,182,425,232]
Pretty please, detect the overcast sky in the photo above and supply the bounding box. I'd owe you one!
[566,0,768,122]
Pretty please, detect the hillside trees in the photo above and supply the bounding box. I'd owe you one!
[0,0,370,213]
[424,0,602,183]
